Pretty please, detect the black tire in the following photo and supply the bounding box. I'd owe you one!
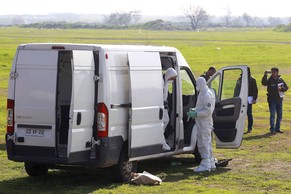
[193,144,202,164]
[114,147,137,182]
[24,162,48,176]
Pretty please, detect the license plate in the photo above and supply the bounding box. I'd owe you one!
[25,129,44,137]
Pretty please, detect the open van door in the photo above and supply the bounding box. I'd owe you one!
[67,50,95,162]
[128,52,164,158]
[207,65,248,148]
[13,50,58,157]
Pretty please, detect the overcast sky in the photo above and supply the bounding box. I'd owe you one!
[0,0,290,17]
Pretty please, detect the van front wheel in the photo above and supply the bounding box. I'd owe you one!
[25,162,48,176]
[114,148,137,182]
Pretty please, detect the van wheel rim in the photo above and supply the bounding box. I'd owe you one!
[123,161,133,174]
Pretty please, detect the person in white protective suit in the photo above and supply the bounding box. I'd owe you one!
[162,68,177,150]
[187,77,216,172]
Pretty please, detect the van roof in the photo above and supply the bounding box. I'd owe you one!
[18,43,178,53]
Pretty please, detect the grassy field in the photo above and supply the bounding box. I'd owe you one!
[0,27,290,194]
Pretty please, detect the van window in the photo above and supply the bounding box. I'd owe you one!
[209,74,220,102]
[210,69,242,101]
[180,69,196,96]
[221,69,242,100]
[180,67,196,122]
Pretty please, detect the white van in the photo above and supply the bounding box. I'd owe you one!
[6,43,248,181]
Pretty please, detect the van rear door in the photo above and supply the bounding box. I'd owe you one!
[14,50,58,156]
[128,52,164,158]
[67,50,95,162]
[207,65,248,148]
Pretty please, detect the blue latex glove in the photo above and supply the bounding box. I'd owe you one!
[187,108,197,119]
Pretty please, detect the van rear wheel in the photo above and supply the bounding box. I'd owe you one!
[114,147,137,182]
[25,162,48,176]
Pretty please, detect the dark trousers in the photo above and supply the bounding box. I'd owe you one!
[247,103,253,131]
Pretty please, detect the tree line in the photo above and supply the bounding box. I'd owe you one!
[6,5,291,31]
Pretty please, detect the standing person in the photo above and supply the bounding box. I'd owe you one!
[234,67,258,133]
[187,77,216,172]
[162,68,177,150]
[200,66,216,82]
[261,67,288,134]
[246,67,258,133]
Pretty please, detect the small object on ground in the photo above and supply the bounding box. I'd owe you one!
[130,171,162,185]
[215,159,232,167]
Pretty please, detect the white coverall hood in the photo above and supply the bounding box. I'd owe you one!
[163,68,177,101]
[196,77,207,91]
[165,68,177,83]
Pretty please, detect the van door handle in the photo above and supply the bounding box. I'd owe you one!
[77,112,82,125]
[159,108,163,120]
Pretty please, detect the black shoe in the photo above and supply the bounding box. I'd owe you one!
[270,131,276,134]
[247,129,252,133]
[275,130,283,133]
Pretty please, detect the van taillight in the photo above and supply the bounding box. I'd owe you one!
[97,103,108,137]
[7,99,14,134]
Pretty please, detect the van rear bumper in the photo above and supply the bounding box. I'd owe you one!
[67,136,124,167]
[6,134,124,167]
[92,136,124,166]
[6,138,68,164]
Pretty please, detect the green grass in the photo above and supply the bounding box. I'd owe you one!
[0,27,290,194]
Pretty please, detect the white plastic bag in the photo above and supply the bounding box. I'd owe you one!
[130,171,162,185]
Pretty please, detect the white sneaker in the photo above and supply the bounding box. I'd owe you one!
[162,143,171,151]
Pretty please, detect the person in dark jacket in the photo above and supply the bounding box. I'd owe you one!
[200,66,216,82]
[246,67,258,133]
[262,67,288,134]
[234,67,258,133]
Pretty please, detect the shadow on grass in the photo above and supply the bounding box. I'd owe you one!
[0,167,124,194]
[0,143,6,151]
[137,156,231,183]
[243,132,276,140]
[165,167,232,183]
[0,157,231,192]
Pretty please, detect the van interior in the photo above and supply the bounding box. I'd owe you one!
[160,53,197,150]
[180,67,197,147]
[56,51,72,157]
[160,55,176,150]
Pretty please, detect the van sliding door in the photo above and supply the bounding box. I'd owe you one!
[128,52,164,158]
[67,50,95,162]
